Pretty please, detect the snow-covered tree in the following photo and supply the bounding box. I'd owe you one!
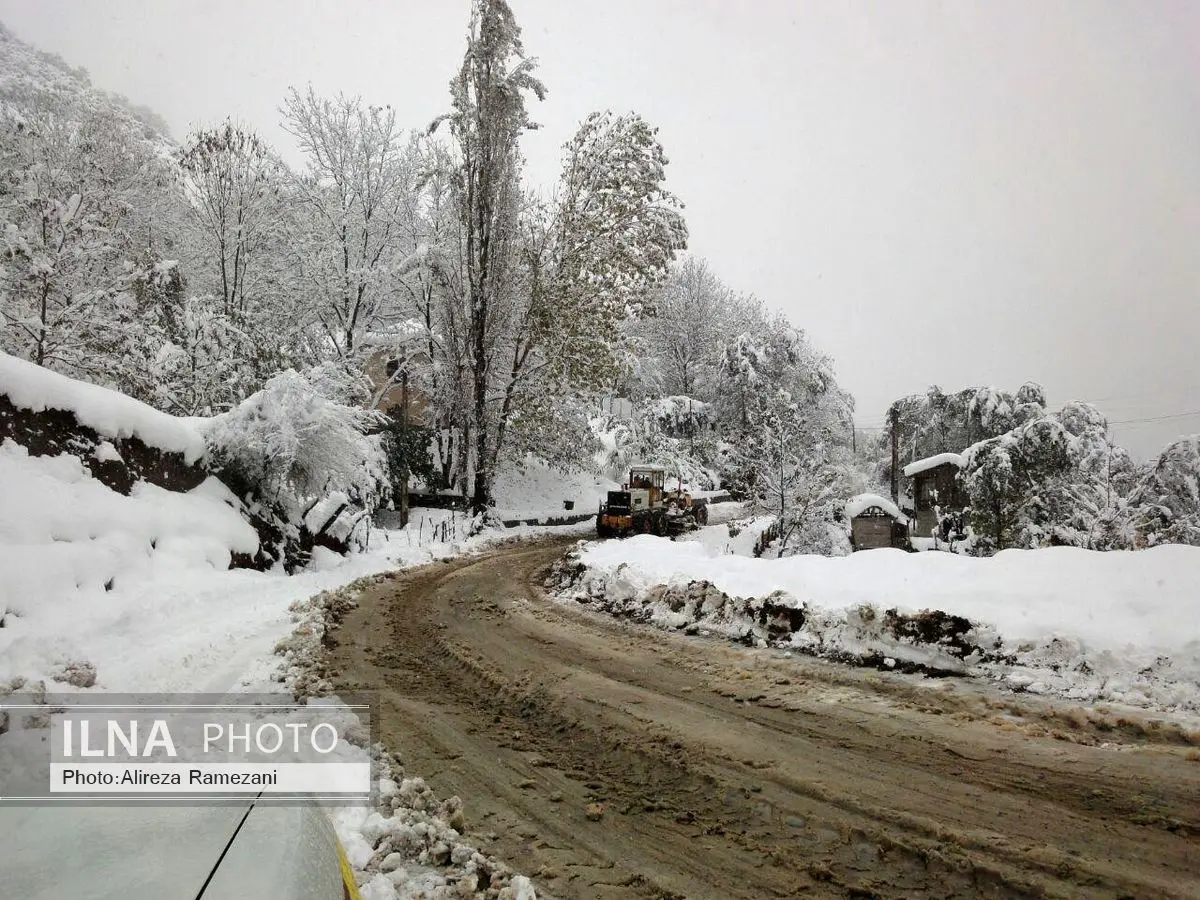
[880,383,1047,492]
[179,121,287,317]
[388,137,473,491]
[962,417,1071,553]
[637,257,755,400]
[539,109,688,385]
[1050,402,1140,549]
[1113,436,1200,548]
[430,0,545,512]
[716,314,850,439]
[743,389,855,556]
[427,3,689,511]
[959,403,1139,553]
[202,368,390,524]
[0,85,172,383]
[499,111,688,470]
[282,87,417,362]
[136,285,256,416]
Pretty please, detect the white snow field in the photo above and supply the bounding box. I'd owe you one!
[0,354,549,899]
[567,535,1200,714]
[490,452,618,522]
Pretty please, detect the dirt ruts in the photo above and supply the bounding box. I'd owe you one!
[328,538,1200,899]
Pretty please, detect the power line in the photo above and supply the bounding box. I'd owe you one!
[853,409,1200,431]
[1108,410,1200,426]
[1078,384,1200,405]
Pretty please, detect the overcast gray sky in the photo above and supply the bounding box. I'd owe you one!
[2,0,1197,458]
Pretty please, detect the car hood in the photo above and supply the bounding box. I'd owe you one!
[0,802,349,900]
[0,803,252,900]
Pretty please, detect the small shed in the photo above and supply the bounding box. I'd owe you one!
[903,453,968,539]
[845,494,910,551]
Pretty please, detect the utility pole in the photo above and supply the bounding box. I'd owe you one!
[889,404,899,504]
[400,370,410,528]
[689,397,694,457]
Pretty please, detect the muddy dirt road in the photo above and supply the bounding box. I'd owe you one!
[330,538,1200,899]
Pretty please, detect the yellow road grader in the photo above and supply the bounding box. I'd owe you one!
[596,465,709,538]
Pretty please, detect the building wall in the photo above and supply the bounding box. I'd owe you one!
[911,463,967,538]
[364,352,433,426]
[852,516,895,550]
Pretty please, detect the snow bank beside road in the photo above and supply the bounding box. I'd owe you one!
[556,537,1200,712]
[580,538,1200,655]
[0,437,568,696]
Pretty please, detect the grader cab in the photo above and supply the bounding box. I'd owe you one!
[596,465,709,538]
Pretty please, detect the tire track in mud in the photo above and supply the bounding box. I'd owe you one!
[328,539,1200,899]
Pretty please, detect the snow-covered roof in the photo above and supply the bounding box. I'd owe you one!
[844,493,906,521]
[903,452,965,478]
[0,351,206,463]
[630,464,666,471]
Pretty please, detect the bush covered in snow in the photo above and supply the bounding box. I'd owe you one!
[200,369,390,569]
[641,395,712,438]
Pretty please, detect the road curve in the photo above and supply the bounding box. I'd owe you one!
[329,537,1200,899]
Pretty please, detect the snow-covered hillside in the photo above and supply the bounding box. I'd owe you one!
[0,22,173,146]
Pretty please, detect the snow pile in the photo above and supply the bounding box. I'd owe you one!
[334,767,538,900]
[0,440,260,688]
[550,536,1200,712]
[0,423,577,695]
[672,511,774,558]
[0,496,564,895]
[0,351,206,462]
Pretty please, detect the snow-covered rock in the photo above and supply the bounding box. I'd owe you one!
[0,351,206,463]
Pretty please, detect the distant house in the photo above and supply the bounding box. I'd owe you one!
[365,351,433,426]
[845,493,910,551]
[359,318,435,425]
[902,453,967,539]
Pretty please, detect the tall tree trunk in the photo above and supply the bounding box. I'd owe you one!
[470,279,491,512]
